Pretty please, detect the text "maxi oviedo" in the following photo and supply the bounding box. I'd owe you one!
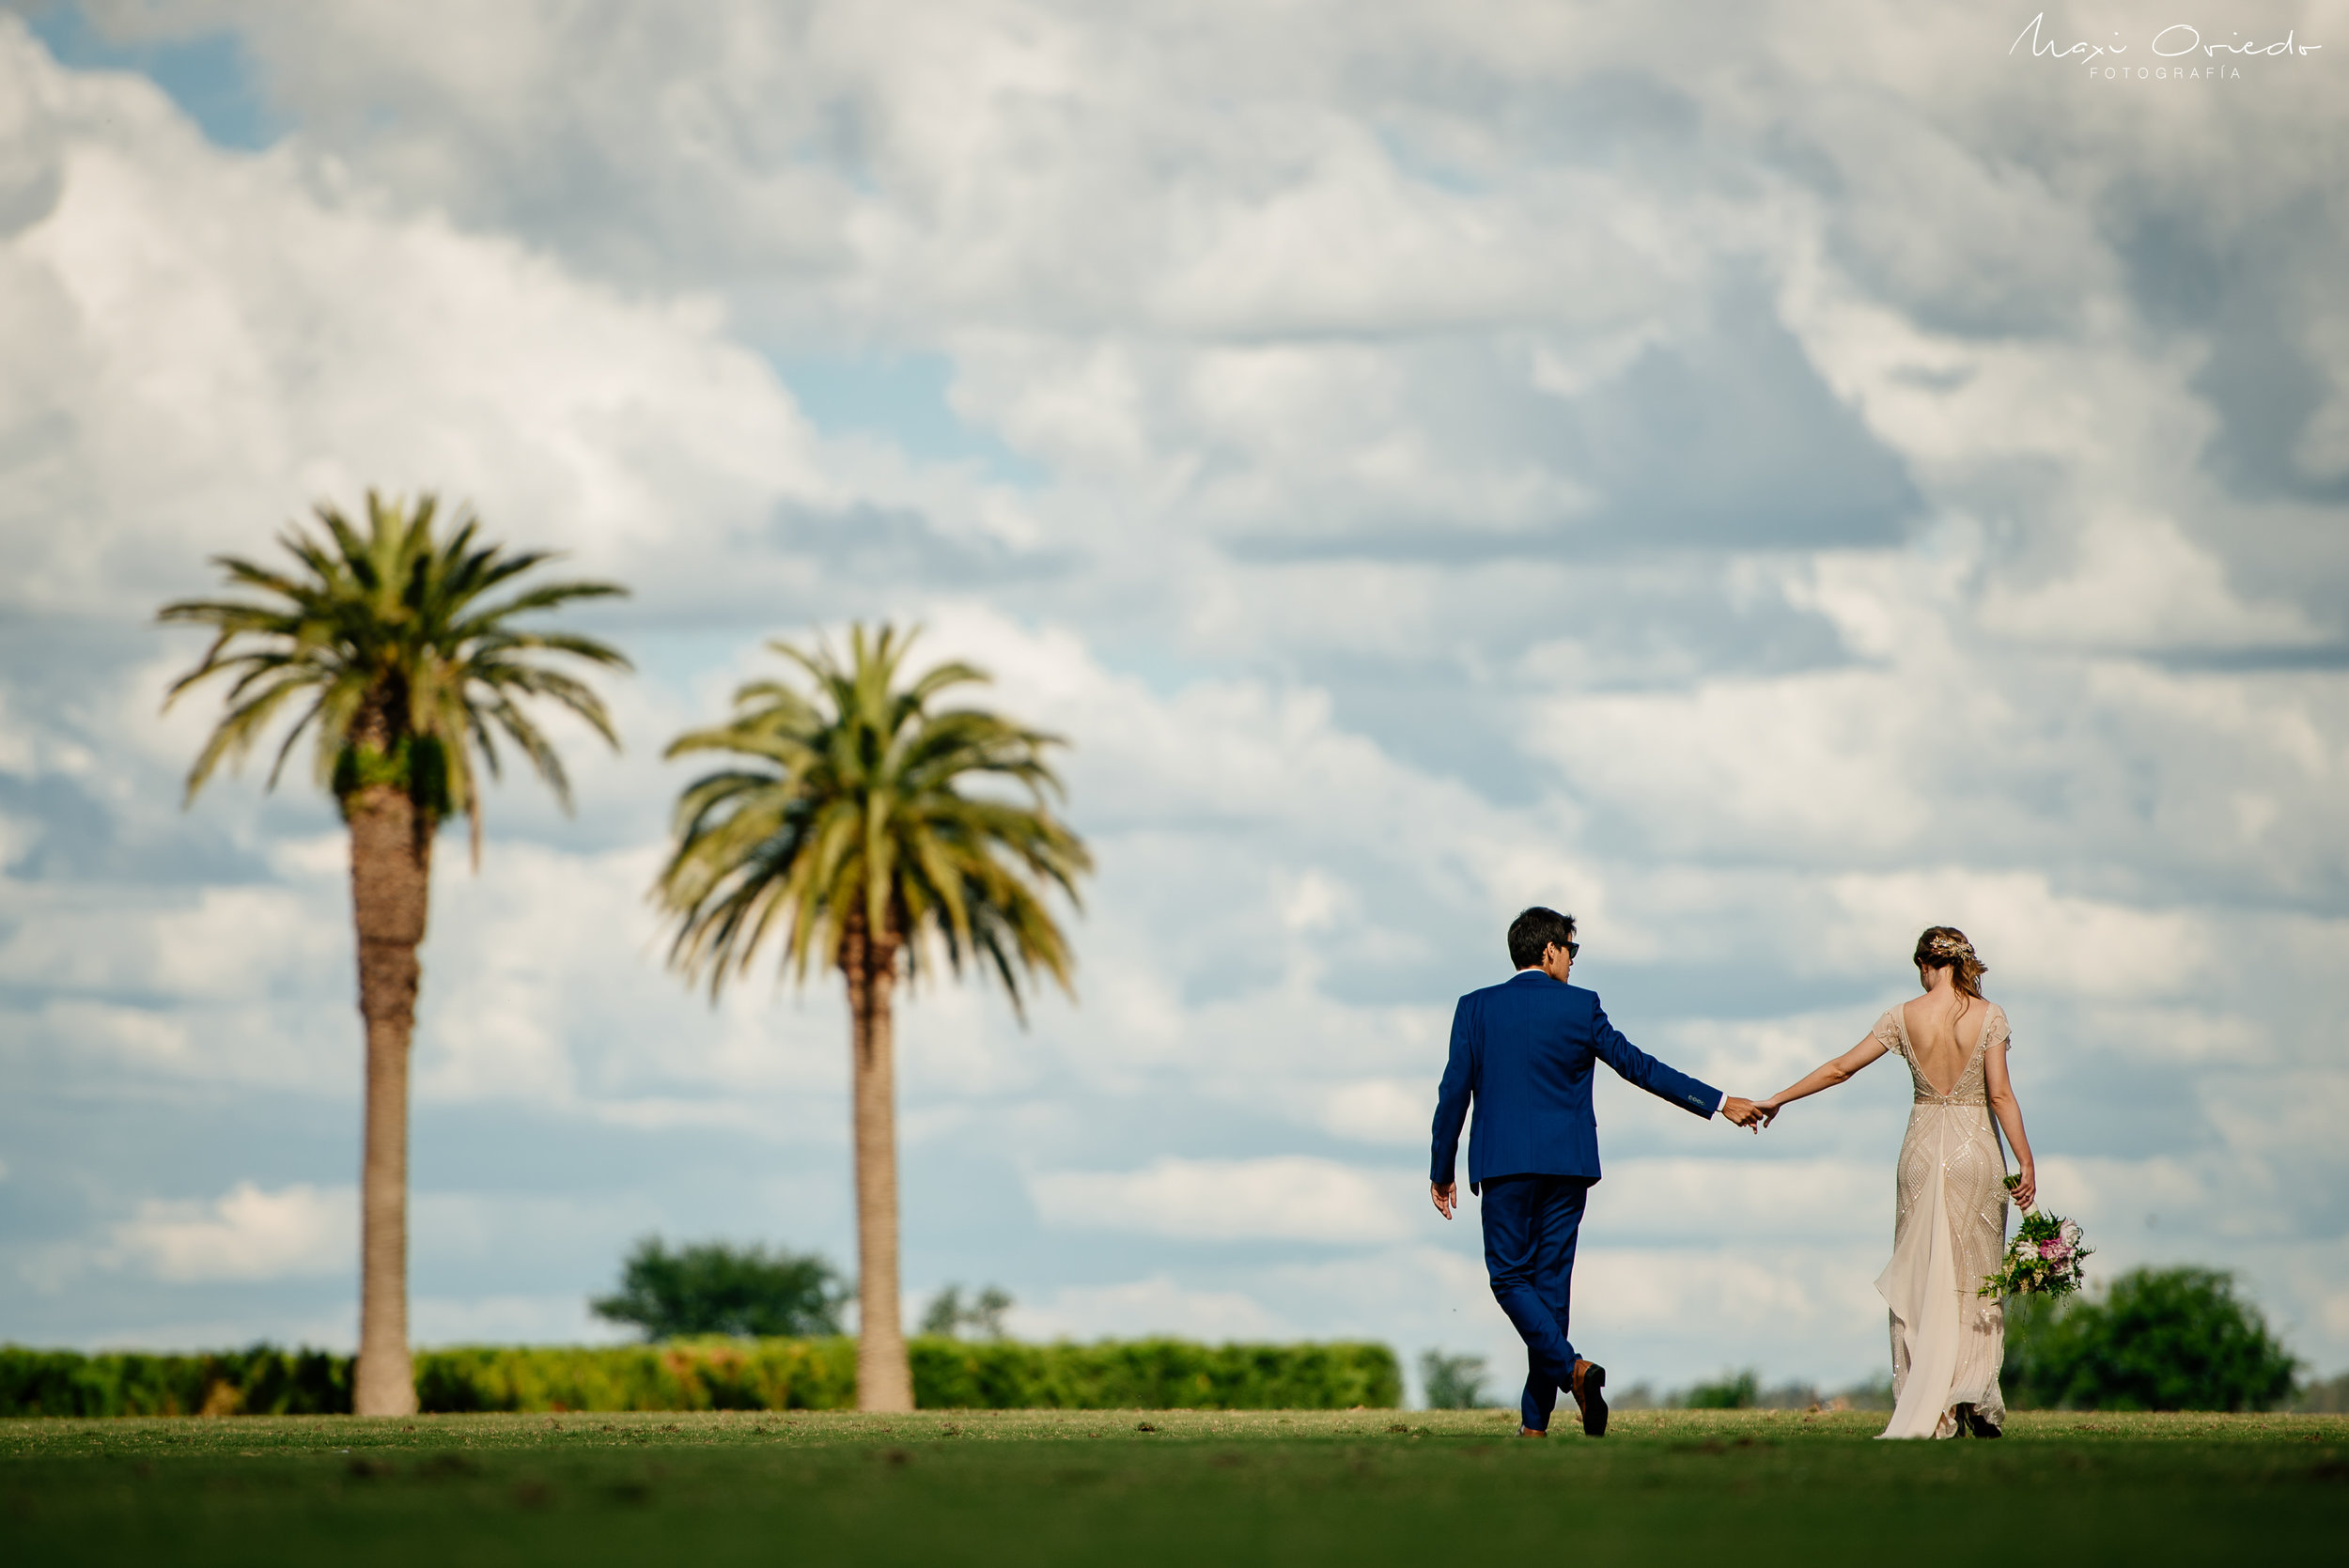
[2011,13,2323,80]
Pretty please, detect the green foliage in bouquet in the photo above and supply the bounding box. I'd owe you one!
[2002,1266,2301,1412]
[1980,1175,2092,1298]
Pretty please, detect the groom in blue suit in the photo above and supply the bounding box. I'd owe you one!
[1431,907,1763,1436]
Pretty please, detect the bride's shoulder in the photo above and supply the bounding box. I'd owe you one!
[1871,1007,1904,1051]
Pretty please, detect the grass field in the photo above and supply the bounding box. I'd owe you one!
[3,1406,2342,1566]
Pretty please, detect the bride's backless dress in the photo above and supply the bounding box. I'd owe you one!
[1873,1002,2011,1438]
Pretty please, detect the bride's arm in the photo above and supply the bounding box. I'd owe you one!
[1756,1032,1887,1125]
[1983,1035,2035,1209]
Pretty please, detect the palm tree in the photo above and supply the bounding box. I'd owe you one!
[653,624,1090,1410]
[160,491,629,1417]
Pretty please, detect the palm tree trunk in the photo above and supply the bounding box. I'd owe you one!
[845,920,913,1412]
[348,781,430,1418]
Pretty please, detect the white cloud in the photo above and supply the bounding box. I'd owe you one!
[1319,1079,1434,1146]
[1572,1244,1889,1361]
[0,882,338,1007]
[1007,1276,1289,1343]
[2295,312,2349,484]
[1030,1157,1417,1244]
[79,1306,360,1355]
[34,1000,194,1067]
[1814,870,2201,999]
[0,19,864,626]
[411,1294,633,1349]
[1981,515,2326,652]
[113,1182,355,1282]
[1585,1158,1884,1247]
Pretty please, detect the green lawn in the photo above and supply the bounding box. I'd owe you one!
[3,1407,2341,1566]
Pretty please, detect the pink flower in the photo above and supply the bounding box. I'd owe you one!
[2039,1238,2071,1261]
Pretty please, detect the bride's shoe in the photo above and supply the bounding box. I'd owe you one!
[1950,1402,2003,1438]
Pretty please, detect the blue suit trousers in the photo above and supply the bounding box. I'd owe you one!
[1479,1173,1591,1432]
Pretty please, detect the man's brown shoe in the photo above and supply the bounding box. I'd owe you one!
[1570,1359,1609,1437]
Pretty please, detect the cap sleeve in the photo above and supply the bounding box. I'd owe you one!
[1873,1009,1904,1058]
[1985,1005,2011,1052]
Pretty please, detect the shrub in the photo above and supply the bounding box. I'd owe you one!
[2295,1371,2349,1413]
[2003,1266,2299,1411]
[1418,1350,1489,1409]
[0,1345,349,1417]
[590,1238,848,1340]
[1834,1374,1894,1412]
[906,1339,1399,1411]
[921,1284,1014,1339]
[3,1338,1399,1416]
[413,1338,860,1413]
[1685,1370,1760,1409]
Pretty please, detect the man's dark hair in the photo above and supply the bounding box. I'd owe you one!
[1507,907,1577,970]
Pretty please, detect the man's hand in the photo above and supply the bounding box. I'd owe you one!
[1430,1182,1456,1219]
[1720,1096,1766,1131]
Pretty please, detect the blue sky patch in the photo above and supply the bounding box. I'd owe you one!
[770,350,1045,487]
[28,2,281,150]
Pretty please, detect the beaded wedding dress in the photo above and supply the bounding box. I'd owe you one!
[1873,1002,2012,1439]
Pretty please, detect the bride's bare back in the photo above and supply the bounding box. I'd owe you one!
[1900,992,1984,1097]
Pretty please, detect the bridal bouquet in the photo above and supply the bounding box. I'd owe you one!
[1978,1174,2092,1299]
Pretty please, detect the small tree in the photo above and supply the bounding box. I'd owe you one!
[1685,1369,1762,1409]
[1419,1350,1489,1410]
[590,1238,848,1340]
[2004,1265,2300,1411]
[919,1284,1014,1340]
[2296,1371,2349,1413]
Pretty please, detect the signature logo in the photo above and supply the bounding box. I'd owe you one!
[2011,12,2323,72]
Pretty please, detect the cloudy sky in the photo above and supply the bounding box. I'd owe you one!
[1,0,2343,1400]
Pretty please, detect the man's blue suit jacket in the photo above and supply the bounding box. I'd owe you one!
[1430,970,1721,1192]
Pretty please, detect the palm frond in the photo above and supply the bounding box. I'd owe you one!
[157,489,630,849]
[651,622,1090,1017]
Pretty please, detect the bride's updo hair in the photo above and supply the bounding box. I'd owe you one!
[1913,926,1987,999]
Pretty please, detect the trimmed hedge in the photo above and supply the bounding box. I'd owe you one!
[0,1346,349,1418]
[414,1339,857,1412]
[2,1338,1399,1416]
[910,1338,1398,1410]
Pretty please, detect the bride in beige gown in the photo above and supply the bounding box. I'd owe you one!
[1758,927,2038,1438]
